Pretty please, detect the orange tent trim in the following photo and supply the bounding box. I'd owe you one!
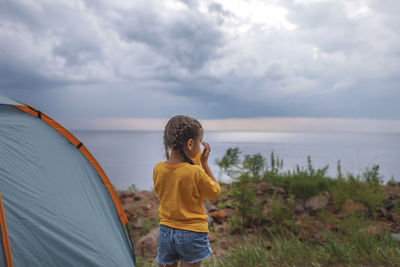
[0,192,13,267]
[11,105,128,225]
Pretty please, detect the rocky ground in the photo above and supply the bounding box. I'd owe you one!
[117,180,400,261]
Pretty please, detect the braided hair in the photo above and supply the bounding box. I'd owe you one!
[163,115,203,165]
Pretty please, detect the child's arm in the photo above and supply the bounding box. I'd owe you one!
[199,141,220,200]
[203,164,216,182]
[201,142,217,182]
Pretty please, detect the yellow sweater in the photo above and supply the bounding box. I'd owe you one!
[153,161,221,232]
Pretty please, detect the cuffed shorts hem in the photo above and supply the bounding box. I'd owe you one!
[181,246,212,264]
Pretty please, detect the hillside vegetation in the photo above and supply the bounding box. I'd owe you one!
[121,148,400,266]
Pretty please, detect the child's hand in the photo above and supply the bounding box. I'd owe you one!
[200,141,211,166]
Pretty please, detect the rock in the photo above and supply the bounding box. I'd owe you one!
[323,191,332,199]
[246,228,254,234]
[225,203,233,209]
[378,207,389,219]
[383,199,396,211]
[118,190,135,205]
[295,219,325,242]
[124,208,137,219]
[263,241,272,250]
[206,203,218,213]
[144,203,152,211]
[208,232,216,242]
[143,206,158,220]
[305,195,329,214]
[134,227,159,258]
[391,233,400,243]
[132,217,145,228]
[257,182,270,193]
[250,234,258,241]
[294,199,305,215]
[223,208,235,218]
[363,222,390,236]
[365,225,379,236]
[341,199,366,216]
[274,187,285,196]
[121,197,134,205]
[230,226,243,235]
[325,204,340,214]
[118,190,134,198]
[210,208,235,223]
[214,222,228,233]
[267,185,285,196]
[256,190,264,196]
[134,195,142,201]
[390,211,400,224]
[325,221,337,232]
[295,218,326,242]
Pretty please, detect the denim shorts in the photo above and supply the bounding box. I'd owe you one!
[156,225,212,265]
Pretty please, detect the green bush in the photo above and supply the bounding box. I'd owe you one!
[215,147,389,226]
[128,183,139,192]
[215,147,241,178]
[265,156,335,200]
[265,194,297,235]
[230,173,259,228]
[329,164,387,218]
[243,153,266,181]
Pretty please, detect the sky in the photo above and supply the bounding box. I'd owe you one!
[1,0,400,131]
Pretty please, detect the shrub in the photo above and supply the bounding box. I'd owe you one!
[230,173,259,228]
[243,153,266,181]
[215,147,241,178]
[266,194,297,235]
[128,183,139,193]
[265,156,335,200]
[329,164,387,218]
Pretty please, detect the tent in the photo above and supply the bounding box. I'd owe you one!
[0,95,135,266]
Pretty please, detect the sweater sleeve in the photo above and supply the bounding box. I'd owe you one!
[197,167,221,200]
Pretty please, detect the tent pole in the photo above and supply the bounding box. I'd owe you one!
[0,193,13,267]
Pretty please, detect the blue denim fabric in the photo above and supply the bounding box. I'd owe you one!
[156,225,212,265]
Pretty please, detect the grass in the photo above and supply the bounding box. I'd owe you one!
[203,230,400,267]
[134,257,158,267]
[136,229,400,267]
[134,212,400,267]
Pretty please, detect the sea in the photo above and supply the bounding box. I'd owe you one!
[71,130,400,191]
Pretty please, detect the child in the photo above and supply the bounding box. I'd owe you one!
[153,115,221,267]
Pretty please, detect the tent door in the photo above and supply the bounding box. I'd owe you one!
[0,193,13,267]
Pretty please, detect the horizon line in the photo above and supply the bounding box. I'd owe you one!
[63,116,400,134]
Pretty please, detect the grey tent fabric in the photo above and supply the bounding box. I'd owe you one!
[0,105,134,266]
[0,95,21,106]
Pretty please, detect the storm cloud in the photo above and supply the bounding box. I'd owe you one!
[0,0,399,121]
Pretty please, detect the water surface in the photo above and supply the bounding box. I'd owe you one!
[72,130,400,190]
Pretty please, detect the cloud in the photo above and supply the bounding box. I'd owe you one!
[177,0,199,9]
[112,4,224,71]
[0,0,108,92]
[0,0,399,121]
